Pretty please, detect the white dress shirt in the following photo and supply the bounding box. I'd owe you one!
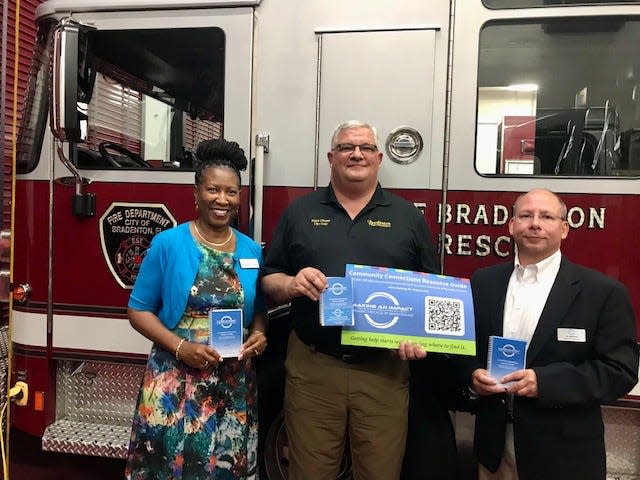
[503,250,562,346]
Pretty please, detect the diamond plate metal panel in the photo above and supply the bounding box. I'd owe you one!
[43,360,144,457]
[42,419,130,459]
[56,361,142,425]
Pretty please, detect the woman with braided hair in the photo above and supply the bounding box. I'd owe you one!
[125,138,266,480]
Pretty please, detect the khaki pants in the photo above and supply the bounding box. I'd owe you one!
[478,424,518,480]
[284,331,409,480]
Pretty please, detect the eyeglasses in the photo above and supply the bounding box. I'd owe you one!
[514,212,567,224]
[333,143,378,154]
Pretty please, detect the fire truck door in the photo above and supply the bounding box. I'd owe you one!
[315,28,438,189]
[36,7,254,458]
[49,8,253,356]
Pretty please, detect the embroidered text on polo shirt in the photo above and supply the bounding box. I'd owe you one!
[311,218,331,226]
[368,220,391,228]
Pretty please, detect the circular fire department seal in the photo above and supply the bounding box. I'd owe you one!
[115,235,151,283]
[99,202,177,288]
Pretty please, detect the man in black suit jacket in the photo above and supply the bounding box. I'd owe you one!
[461,189,639,480]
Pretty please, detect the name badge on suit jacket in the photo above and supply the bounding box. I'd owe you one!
[557,328,586,342]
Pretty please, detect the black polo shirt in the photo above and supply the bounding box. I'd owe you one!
[262,183,439,352]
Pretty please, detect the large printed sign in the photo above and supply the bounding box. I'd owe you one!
[340,264,476,356]
[99,202,176,288]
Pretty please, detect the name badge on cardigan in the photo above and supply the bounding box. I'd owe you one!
[240,258,260,269]
[557,328,586,342]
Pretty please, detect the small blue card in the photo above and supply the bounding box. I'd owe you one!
[209,308,243,358]
[319,277,354,326]
[487,336,527,386]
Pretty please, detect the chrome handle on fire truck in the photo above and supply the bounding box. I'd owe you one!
[0,229,9,263]
[254,134,269,244]
[0,271,9,303]
[0,230,9,303]
[385,126,423,165]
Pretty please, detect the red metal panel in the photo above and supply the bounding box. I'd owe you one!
[13,179,250,309]
[261,186,640,336]
[17,182,639,338]
[51,182,194,306]
[261,186,311,245]
[13,180,50,304]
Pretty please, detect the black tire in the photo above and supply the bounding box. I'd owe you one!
[256,306,291,480]
[262,410,288,480]
[262,410,353,480]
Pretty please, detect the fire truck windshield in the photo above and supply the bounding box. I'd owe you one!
[18,22,227,173]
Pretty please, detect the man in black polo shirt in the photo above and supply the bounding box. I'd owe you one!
[261,120,439,480]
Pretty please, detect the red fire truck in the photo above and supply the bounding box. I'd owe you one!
[7,0,640,478]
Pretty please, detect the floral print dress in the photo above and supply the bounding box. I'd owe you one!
[125,244,258,480]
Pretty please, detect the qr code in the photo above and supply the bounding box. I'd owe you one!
[425,296,465,336]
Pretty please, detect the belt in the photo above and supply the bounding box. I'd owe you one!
[304,341,382,364]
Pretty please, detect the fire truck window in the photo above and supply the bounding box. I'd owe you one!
[484,0,640,9]
[73,27,224,171]
[476,17,640,177]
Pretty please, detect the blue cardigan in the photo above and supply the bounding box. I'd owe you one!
[129,222,265,329]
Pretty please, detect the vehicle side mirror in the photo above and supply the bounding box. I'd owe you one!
[50,18,96,143]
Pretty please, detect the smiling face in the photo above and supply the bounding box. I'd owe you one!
[194,165,240,231]
[509,189,569,266]
[327,126,382,190]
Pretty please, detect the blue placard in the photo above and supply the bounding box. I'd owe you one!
[319,277,354,326]
[209,308,243,358]
[487,336,527,386]
[340,264,476,356]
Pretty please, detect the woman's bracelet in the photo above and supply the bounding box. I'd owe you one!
[175,338,186,361]
[252,330,263,336]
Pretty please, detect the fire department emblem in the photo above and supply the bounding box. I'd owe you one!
[99,202,177,288]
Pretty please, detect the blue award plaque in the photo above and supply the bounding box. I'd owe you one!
[487,336,527,386]
[209,308,243,358]
[319,277,354,326]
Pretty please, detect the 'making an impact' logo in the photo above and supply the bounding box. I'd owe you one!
[217,315,237,329]
[353,291,415,329]
[329,282,347,296]
[499,343,520,358]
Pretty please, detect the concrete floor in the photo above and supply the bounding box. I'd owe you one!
[8,416,479,480]
[9,429,126,480]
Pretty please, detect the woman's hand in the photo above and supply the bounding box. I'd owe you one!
[128,309,221,371]
[178,340,222,370]
[239,329,267,360]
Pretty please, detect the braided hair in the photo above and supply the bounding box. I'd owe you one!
[194,139,248,185]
